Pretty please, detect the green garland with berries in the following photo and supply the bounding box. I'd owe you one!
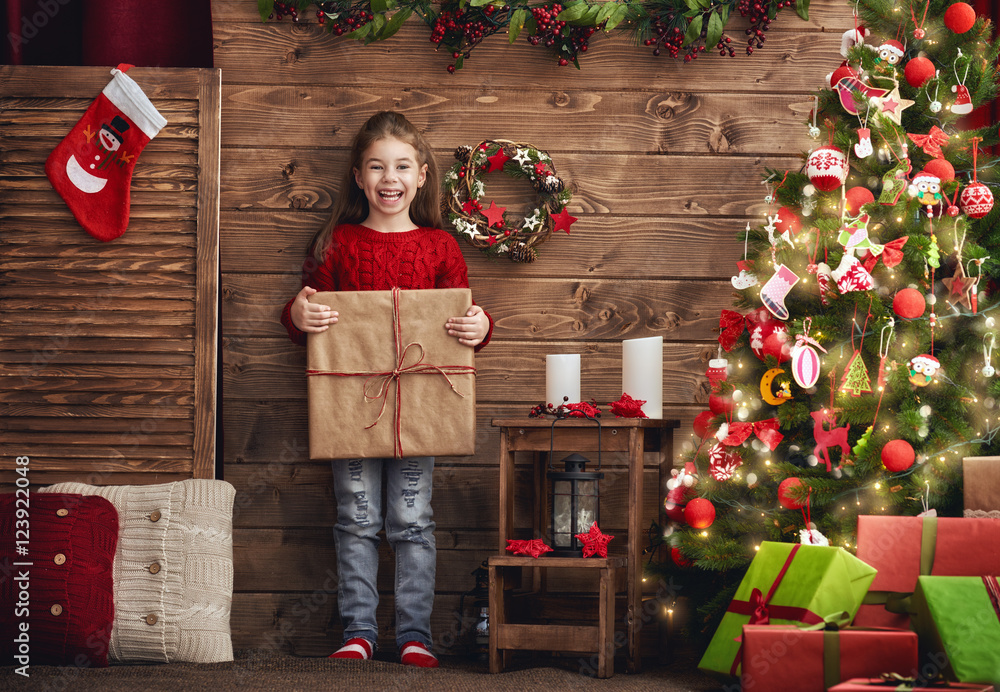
[444,140,574,262]
[260,0,809,71]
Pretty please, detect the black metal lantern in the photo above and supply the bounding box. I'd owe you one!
[547,417,603,557]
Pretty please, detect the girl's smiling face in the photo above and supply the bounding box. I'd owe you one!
[354,136,428,231]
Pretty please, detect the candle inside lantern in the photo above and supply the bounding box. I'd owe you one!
[546,354,580,407]
[622,336,663,418]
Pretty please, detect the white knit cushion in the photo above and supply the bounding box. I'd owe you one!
[39,480,235,663]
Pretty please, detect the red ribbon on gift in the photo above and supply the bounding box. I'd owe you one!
[721,418,784,451]
[985,576,1000,624]
[726,544,823,675]
[862,236,909,273]
[306,287,477,458]
[719,310,749,352]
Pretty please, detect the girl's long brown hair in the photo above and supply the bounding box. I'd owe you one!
[307,111,443,261]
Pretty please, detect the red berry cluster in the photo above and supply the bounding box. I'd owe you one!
[315,2,374,36]
[737,0,779,55]
[643,13,706,61]
[269,1,301,22]
[526,4,597,66]
[430,3,505,73]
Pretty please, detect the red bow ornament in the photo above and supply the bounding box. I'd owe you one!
[721,418,784,451]
[718,310,749,352]
[907,126,950,159]
[862,235,908,273]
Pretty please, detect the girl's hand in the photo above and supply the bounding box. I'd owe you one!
[446,305,489,348]
[290,286,338,333]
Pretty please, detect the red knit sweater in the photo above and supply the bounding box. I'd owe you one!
[281,224,493,349]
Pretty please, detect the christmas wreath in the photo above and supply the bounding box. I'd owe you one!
[444,140,574,262]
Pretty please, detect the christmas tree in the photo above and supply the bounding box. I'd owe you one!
[659,0,1000,640]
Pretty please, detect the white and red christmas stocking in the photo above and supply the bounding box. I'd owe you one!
[45,64,167,242]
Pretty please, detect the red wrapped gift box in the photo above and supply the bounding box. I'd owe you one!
[829,679,994,691]
[741,625,918,692]
[854,515,1000,629]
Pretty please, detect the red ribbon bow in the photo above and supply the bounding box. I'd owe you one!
[907,126,950,159]
[718,310,749,352]
[862,236,908,273]
[721,418,784,451]
[746,587,771,625]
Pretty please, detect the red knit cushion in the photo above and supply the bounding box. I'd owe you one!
[1,493,118,667]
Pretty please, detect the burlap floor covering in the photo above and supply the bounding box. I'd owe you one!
[1,647,728,692]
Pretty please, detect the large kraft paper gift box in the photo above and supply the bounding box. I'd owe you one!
[854,515,1000,629]
[306,288,476,459]
[963,457,1000,518]
[698,541,877,678]
[740,625,918,692]
[910,576,1000,685]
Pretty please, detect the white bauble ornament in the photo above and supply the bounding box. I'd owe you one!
[806,145,849,192]
[960,182,994,219]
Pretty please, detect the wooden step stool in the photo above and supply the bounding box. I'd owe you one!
[488,555,625,678]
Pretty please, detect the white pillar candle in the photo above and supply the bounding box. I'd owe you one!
[622,336,663,418]
[546,354,581,407]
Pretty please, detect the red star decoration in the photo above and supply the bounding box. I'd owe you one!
[551,208,577,234]
[610,393,648,418]
[506,538,553,558]
[486,148,510,173]
[575,522,614,558]
[482,200,506,228]
[534,162,550,177]
[486,233,500,246]
[462,199,482,214]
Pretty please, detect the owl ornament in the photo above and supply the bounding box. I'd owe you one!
[907,170,943,217]
[907,354,940,387]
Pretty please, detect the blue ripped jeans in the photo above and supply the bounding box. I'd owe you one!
[331,457,436,650]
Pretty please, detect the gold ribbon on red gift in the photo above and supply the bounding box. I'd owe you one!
[726,544,824,675]
[862,236,909,273]
[306,287,477,458]
[721,418,783,451]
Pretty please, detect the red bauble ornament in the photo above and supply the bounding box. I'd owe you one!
[944,2,976,33]
[747,309,791,363]
[807,145,849,192]
[775,206,801,235]
[922,158,955,183]
[777,477,807,510]
[709,392,734,415]
[893,288,926,319]
[961,181,994,219]
[671,546,692,568]
[904,56,936,88]
[684,498,716,529]
[845,186,875,215]
[693,410,715,439]
[881,439,916,472]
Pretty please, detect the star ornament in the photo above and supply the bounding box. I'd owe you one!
[486,148,510,173]
[872,86,914,126]
[506,538,553,558]
[551,207,577,234]
[942,262,977,311]
[482,200,506,228]
[575,522,614,558]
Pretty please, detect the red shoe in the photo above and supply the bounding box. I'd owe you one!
[329,637,373,660]
[399,641,439,668]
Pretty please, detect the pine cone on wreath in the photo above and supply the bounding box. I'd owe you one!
[510,243,537,263]
[454,145,473,161]
[540,175,565,194]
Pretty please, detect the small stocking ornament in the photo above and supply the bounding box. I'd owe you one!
[760,264,801,320]
[45,64,167,242]
[854,128,873,158]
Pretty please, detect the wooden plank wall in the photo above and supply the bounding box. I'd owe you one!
[212,0,848,657]
[0,66,220,485]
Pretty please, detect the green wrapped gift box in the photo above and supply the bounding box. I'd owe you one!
[911,576,1000,684]
[698,541,877,678]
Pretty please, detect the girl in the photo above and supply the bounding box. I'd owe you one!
[281,111,492,668]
